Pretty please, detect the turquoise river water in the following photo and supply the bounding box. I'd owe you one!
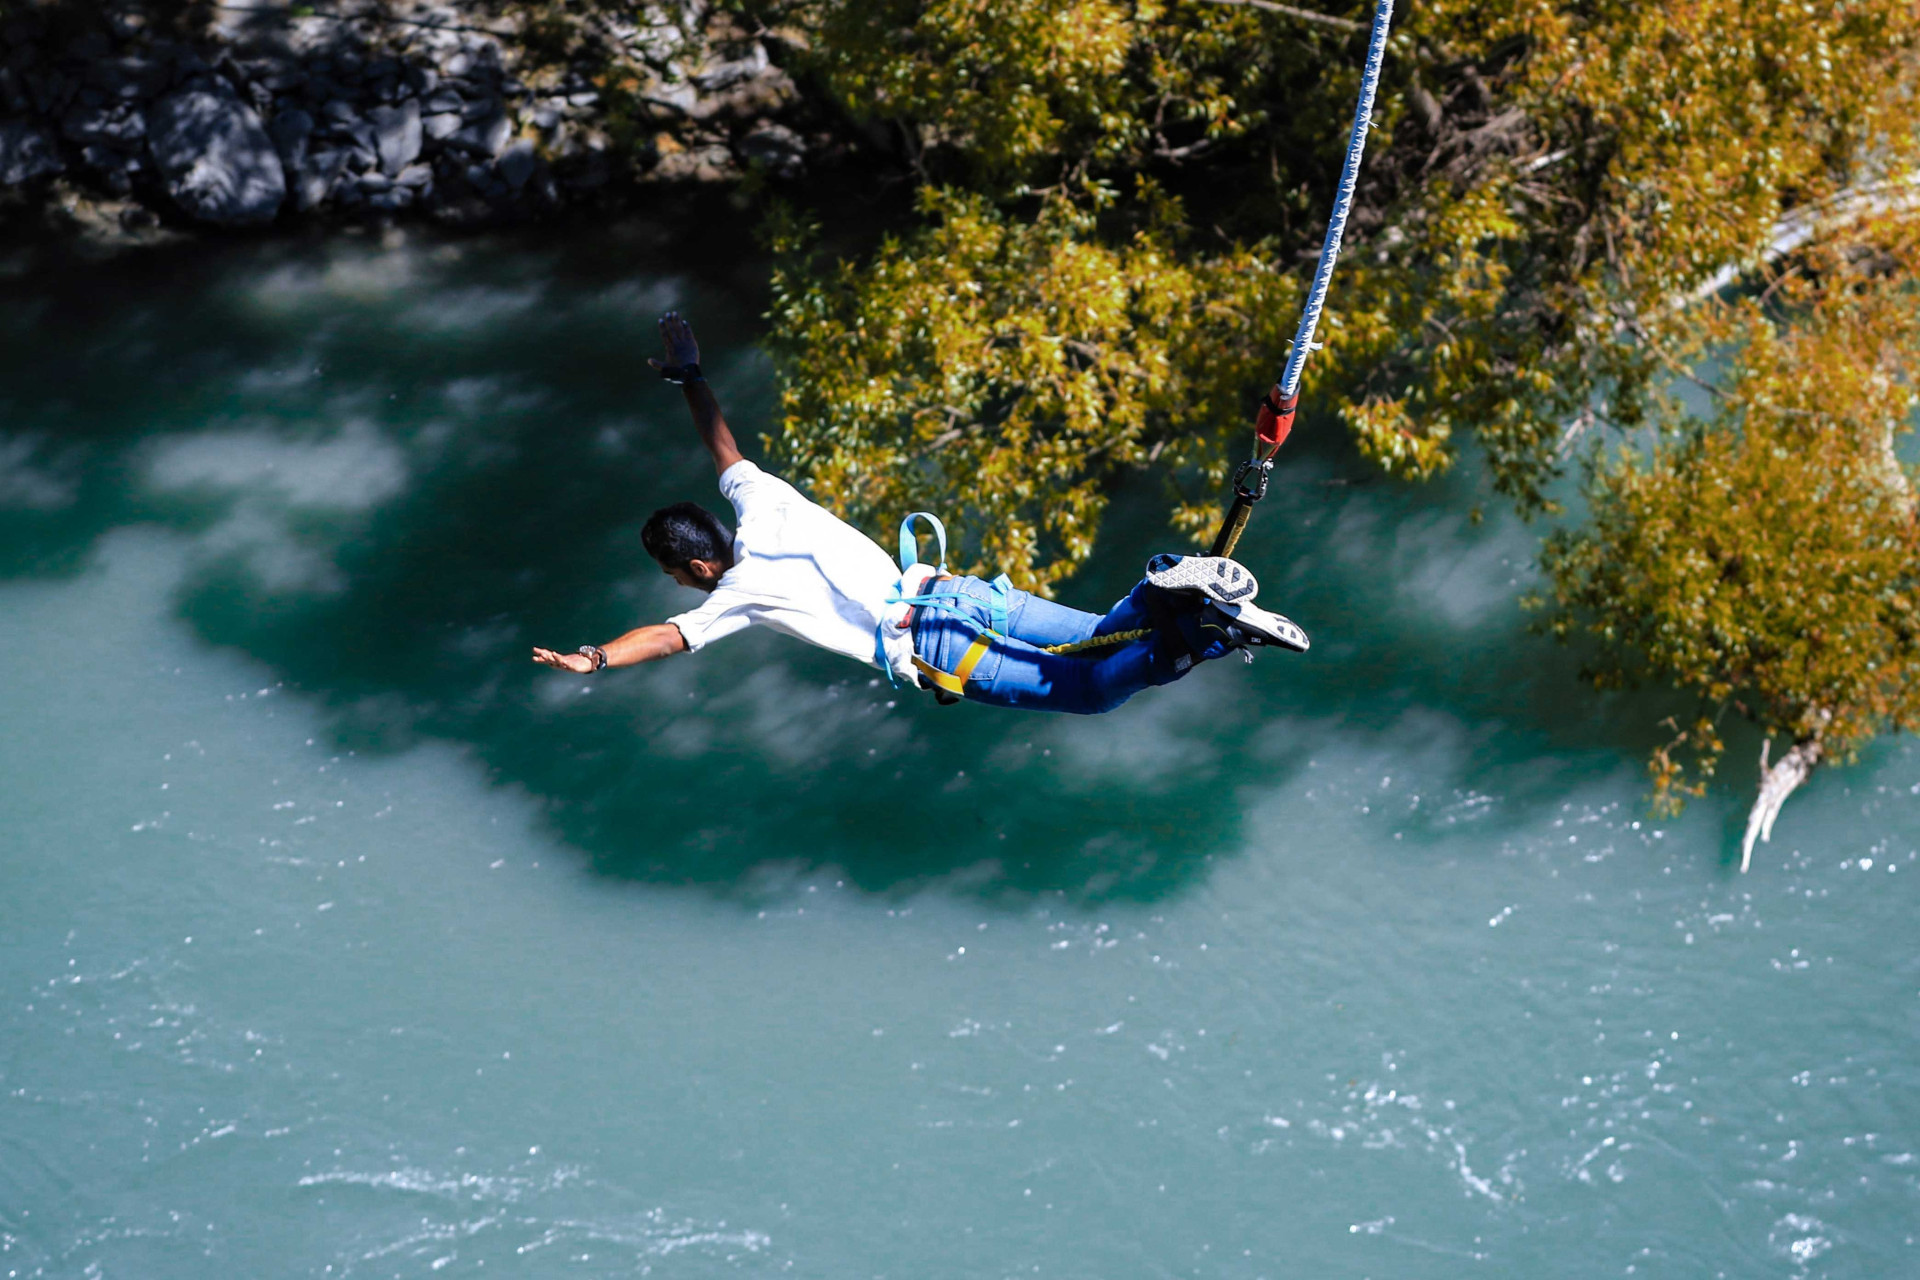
[0,231,1914,1278]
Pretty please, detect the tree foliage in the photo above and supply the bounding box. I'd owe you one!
[757,0,1920,826]
[767,185,1301,588]
[1540,219,1920,811]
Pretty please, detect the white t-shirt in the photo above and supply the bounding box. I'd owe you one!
[666,460,926,682]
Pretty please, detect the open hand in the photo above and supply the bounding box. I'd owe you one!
[531,647,596,674]
[647,310,701,372]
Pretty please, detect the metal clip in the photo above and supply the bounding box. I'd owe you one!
[1231,457,1274,502]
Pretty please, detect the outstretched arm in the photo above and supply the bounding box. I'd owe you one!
[532,623,688,675]
[649,311,743,476]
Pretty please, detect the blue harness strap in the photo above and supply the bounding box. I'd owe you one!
[873,511,1012,693]
[898,511,947,576]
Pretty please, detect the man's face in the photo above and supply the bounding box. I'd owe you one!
[664,558,726,592]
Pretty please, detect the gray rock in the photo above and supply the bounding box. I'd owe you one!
[293,149,346,211]
[269,107,313,168]
[460,94,502,123]
[424,88,464,115]
[0,120,62,184]
[320,99,358,127]
[62,104,145,146]
[738,122,804,177]
[694,45,769,92]
[422,111,462,142]
[448,108,509,158]
[89,55,169,100]
[368,187,412,211]
[369,100,420,175]
[81,141,132,170]
[643,82,698,116]
[146,85,286,226]
[394,162,433,189]
[256,66,307,94]
[169,49,211,80]
[26,68,77,115]
[497,138,536,189]
[303,75,348,104]
[653,143,731,182]
[81,142,134,195]
[354,171,393,193]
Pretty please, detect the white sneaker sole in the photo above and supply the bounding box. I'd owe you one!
[1216,599,1310,652]
[1146,553,1259,604]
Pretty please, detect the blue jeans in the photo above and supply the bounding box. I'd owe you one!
[909,576,1231,714]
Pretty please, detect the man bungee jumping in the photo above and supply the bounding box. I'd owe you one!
[531,313,1307,713]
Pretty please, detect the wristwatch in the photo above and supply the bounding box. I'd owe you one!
[658,362,703,385]
[577,644,608,671]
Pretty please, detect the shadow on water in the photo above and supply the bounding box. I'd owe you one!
[0,228,1700,903]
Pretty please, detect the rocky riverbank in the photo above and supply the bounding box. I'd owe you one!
[0,1,812,242]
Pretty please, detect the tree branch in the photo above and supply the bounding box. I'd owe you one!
[1741,713,1829,872]
[1689,175,1920,303]
[1616,314,1726,401]
[1878,419,1918,519]
[1188,0,1366,33]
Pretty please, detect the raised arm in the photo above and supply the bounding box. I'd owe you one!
[649,311,743,476]
[532,623,687,675]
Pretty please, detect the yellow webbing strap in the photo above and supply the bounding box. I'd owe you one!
[912,631,996,696]
[1040,627,1152,656]
[915,624,1155,693]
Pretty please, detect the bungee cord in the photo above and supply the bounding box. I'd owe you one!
[1210,0,1395,558]
[899,0,1397,670]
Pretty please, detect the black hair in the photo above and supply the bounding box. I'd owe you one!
[641,502,734,570]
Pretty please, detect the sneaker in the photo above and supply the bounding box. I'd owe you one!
[1146,553,1258,604]
[1206,599,1310,653]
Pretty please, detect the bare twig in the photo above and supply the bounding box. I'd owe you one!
[1754,262,1803,308]
[1616,313,1726,401]
[1556,403,1594,457]
[1189,0,1366,34]
[1153,137,1217,163]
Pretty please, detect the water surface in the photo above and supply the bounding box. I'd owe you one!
[0,232,1914,1278]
